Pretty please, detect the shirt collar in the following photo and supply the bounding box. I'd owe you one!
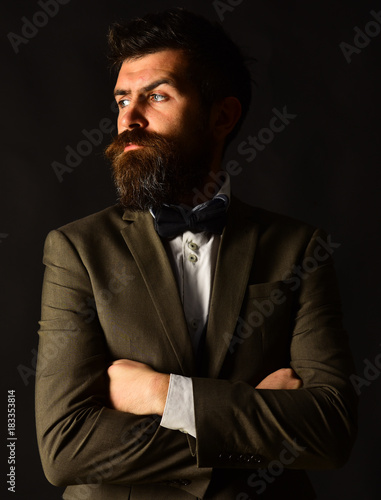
[214,171,231,206]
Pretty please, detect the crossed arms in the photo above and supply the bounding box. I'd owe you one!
[107,359,302,415]
[36,222,357,491]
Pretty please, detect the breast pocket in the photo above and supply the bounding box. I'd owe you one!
[243,280,295,362]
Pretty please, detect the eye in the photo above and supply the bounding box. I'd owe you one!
[118,98,130,109]
[150,93,167,103]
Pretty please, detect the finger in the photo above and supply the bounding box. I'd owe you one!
[111,359,131,366]
[289,378,303,389]
[288,372,303,389]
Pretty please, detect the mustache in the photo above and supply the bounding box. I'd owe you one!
[105,129,168,160]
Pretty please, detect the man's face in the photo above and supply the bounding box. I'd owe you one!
[105,49,216,210]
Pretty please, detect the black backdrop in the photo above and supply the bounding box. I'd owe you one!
[2,1,380,499]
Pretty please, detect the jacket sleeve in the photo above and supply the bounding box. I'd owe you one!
[35,229,211,496]
[192,228,358,470]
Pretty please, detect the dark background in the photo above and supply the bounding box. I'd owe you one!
[2,0,380,498]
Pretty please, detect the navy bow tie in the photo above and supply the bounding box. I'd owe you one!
[152,195,229,238]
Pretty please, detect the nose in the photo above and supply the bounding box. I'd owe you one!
[119,99,148,131]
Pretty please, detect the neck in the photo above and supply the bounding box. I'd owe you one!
[180,168,226,208]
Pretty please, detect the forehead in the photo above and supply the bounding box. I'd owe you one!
[115,49,190,90]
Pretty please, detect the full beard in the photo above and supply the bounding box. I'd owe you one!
[105,128,213,211]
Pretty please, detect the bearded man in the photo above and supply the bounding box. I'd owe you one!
[36,8,357,500]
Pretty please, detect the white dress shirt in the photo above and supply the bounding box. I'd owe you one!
[158,173,231,438]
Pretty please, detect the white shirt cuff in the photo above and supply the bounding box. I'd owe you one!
[160,374,196,438]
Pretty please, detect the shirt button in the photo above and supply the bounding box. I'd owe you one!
[190,319,198,329]
[188,254,198,263]
[188,241,199,251]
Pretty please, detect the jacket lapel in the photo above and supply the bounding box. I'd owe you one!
[120,209,196,376]
[203,198,260,378]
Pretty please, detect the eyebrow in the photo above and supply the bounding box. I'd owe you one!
[114,78,177,97]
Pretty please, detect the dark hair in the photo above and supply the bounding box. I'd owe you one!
[108,8,253,143]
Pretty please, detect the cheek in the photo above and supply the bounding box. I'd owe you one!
[154,108,177,126]
[166,108,194,132]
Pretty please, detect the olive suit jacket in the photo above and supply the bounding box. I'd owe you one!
[36,196,357,500]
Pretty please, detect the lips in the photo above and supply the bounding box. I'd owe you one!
[124,143,144,152]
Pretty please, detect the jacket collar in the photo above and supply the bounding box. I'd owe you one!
[120,209,197,375]
[202,196,260,377]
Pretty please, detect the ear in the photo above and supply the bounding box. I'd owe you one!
[210,96,242,141]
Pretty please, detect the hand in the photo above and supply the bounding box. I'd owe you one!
[107,359,170,416]
[255,368,302,390]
